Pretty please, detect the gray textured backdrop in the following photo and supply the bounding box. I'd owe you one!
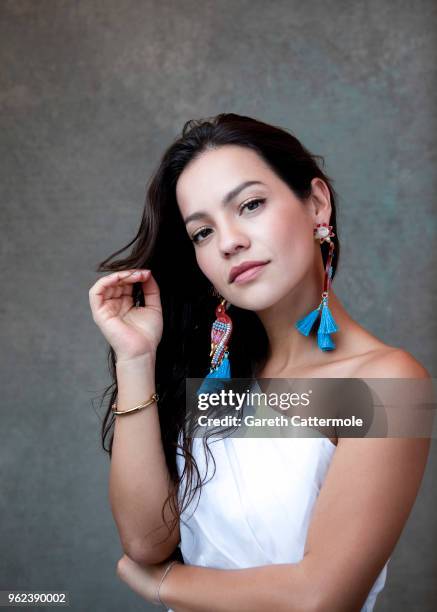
[1,1,436,610]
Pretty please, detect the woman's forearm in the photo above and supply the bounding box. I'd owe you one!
[160,561,315,612]
[109,354,179,565]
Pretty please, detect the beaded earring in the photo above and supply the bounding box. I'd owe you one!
[295,222,339,351]
[197,294,233,395]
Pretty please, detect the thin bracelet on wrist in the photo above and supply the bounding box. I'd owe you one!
[155,560,178,609]
[111,392,159,416]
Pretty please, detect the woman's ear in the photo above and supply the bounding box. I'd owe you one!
[309,178,332,224]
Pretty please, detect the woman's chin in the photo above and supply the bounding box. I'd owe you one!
[230,288,283,312]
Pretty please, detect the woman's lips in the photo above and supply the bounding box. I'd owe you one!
[233,262,269,285]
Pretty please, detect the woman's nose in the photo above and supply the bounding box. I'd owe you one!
[218,225,250,256]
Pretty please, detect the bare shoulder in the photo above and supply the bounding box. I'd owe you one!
[352,345,431,379]
[303,344,433,609]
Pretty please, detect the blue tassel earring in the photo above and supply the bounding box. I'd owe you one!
[295,222,339,351]
[197,295,233,395]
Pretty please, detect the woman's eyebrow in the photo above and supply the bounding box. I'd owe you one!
[183,180,266,225]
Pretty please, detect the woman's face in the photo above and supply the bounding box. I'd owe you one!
[176,144,329,311]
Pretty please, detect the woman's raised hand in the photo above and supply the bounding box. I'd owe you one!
[88,269,163,364]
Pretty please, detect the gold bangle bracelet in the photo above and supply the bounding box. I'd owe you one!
[112,392,159,416]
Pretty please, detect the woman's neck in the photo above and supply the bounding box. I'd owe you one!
[255,289,353,376]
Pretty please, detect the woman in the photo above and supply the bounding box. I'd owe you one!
[88,113,431,611]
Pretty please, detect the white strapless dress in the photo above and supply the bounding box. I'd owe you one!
[169,388,388,611]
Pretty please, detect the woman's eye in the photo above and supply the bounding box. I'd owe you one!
[240,198,266,213]
[190,199,266,245]
[191,227,212,244]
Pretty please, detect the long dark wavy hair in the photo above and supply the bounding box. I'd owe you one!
[95,113,341,548]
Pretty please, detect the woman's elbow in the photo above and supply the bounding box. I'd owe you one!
[125,540,178,566]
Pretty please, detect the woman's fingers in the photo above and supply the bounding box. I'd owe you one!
[89,270,151,313]
[92,270,150,295]
[139,270,161,310]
